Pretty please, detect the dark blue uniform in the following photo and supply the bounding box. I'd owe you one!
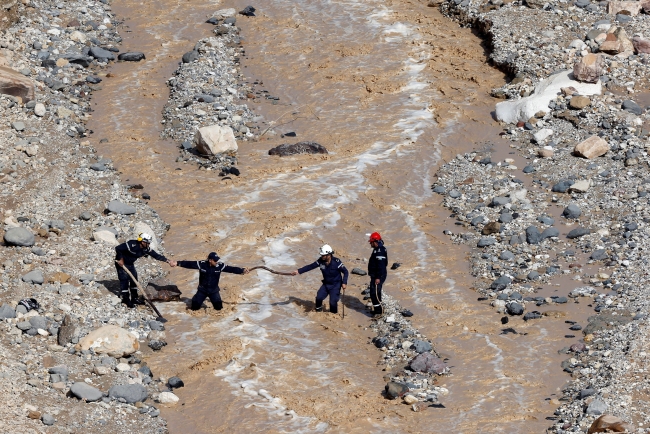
[298,256,348,313]
[177,260,245,310]
[368,240,388,315]
[115,240,168,303]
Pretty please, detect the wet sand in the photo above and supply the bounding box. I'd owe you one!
[87,0,596,431]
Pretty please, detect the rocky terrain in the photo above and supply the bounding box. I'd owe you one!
[436,0,650,431]
[0,0,181,431]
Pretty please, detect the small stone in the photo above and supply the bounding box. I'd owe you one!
[385,382,408,400]
[409,352,446,374]
[574,136,609,159]
[70,382,103,402]
[168,376,184,389]
[569,96,591,109]
[573,54,604,83]
[351,267,367,276]
[34,103,46,117]
[4,227,35,246]
[118,52,146,62]
[477,237,496,247]
[108,384,148,403]
[403,395,419,405]
[506,302,524,316]
[587,414,632,433]
[158,391,179,404]
[41,414,55,426]
[563,204,582,219]
[567,227,590,239]
[586,398,608,415]
[22,270,44,284]
[107,200,136,215]
[412,340,432,353]
[622,100,642,115]
[482,222,500,235]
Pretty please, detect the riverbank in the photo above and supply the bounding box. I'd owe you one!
[0,0,174,431]
[439,0,650,431]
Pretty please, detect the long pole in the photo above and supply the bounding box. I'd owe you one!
[115,261,166,321]
[342,285,345,320]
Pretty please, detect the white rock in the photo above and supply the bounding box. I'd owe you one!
[47,28,61,36]
[34,103,46,117]
[92,229,118,246]
[510,189,528,202]
[93,366,109,375]
[69,31,87,43]
[404,394,419,405]
[213,8,236,18]
[496,70,601,124]
[384,315,396,323]
[402,341,413,349]
[569,39,587,50]
[158,392,179,404]
[115,363,131,372]
[75,325,140,357]
[568,179,591,193]
[193,124,238,156]
[37,328,49,336]
[533,128,554,143]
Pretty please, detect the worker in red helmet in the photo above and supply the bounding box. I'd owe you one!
[367,232,388,316]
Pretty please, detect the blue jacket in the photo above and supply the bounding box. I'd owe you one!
[177,260,244,291]
[368,240,388,278]
[115,240,167,266]
[298,256,348,287]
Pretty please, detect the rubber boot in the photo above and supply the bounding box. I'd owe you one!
[122,293,134,309]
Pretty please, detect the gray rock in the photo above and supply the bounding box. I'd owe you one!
[616,13,632,23]
[22,270,44,284]
[526,226,541,244]
[523,312,542,321]
[31,246,46,256]
[471,216,487,226]
[448,189,461,199]
[182,50,199,63]
[552,179,574,193]
[138,366,152,377]
[624,222,638,232]
[554,297,568,304]
[41,414,55,426]
[432,186,446,194]
[149,320,165,331]
[17,321,31,331]
[409,353,446,374]
[351,267,367,276]
[385,382,408,399]
[522,165,536,173]
[12,121,25,131]
[71,382,103,402]
[567,227,590,239]
[499,251,515,261]
[16,305,27,315]
[118,52,145,61]
[107,200,136,215]
[491,275,512,290]
[580,388,596,399]
[477,237,496,247]
[59,53,93,67]
[168,376,184,388]
[536,215,555,225]
[108,384,148,403]
[412,340,432,353]
[527,271,540,280]
[541,227,559,239]
[58,284,79,295]
[4,227,35,246]
[506,302,524,315]
[490,196,510,207]
[29,316,47,330]
[586,398,608,415]
[622,100,642,115]
[90,163,107,171]
[49,219,65,230]
[591,249,608,260]
[89,46,116,61]
[0,304,16,319]
[499,213,513,223]
[562,204,582,219]
[79,211,92,221]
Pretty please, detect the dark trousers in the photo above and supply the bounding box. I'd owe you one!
[316,283,341,314]
[116,264,138,301]
[369,276,386,315]
[191,286,223,310]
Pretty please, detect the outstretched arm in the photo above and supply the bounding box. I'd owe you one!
[148,248,169,263]
[292,261,319,276]
[222,265,248,275]
[176,260,201,270]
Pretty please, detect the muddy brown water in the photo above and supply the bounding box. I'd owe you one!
[87,0,598,432]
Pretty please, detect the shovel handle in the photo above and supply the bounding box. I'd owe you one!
[116,261,165,320]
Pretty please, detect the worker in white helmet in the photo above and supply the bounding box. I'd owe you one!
[291,244,348,314]
[115,233,174,308]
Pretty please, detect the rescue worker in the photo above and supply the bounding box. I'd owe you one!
[291,244,348,314]
[368,232,388,316]
[115,233,173,308]
[174,252,249,311]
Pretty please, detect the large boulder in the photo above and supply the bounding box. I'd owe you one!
[0,65,35,103]
[496,70,601,123]
[409,352,446,374]
[107,200,136,215]
[145,277,182,302]
[0,304,16,319]
[632,35,650,54]
[89,46,115,61]
[22,270,44,285]
[268,142,328,156]
[588,414,633,433]
[108,384,148,403]
[118,52,145,62]
[573,54,604,84]
[70,382,103,402]
[3,227,35,246]
[76,325,139,357]
[194,125,238,156]
[92,229,118,246]
[574,136,609,159]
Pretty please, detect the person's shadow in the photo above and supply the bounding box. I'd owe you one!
[97,279,121,298]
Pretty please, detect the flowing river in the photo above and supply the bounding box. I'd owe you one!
[87,0,594,431]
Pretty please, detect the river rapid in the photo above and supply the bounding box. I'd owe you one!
[86,0,594,432]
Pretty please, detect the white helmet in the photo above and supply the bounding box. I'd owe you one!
[319,244,333,256]
[138,233,153,243]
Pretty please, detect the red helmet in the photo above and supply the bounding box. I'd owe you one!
[368,232,382,243]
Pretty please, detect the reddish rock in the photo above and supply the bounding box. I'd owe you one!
[588,415,633,433]
[409,352,446,374]
[482,222,501,235]
[574,136,609,159]
[0,66,35,103]
[633,35,650,54]
[573,54,604,83]
[570,342,587,352]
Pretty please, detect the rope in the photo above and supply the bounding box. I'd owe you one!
[248,266,295,276]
